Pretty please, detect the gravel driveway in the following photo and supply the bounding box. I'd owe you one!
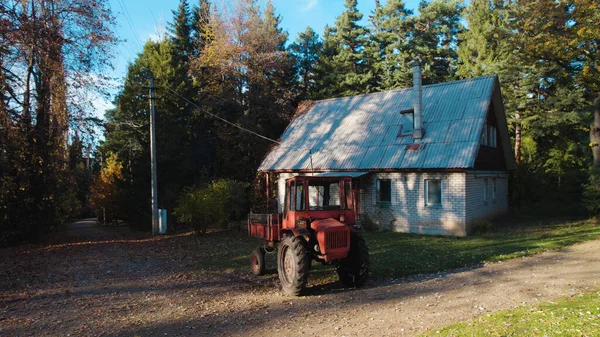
[1,219,599,336]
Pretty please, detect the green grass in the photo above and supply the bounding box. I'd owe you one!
[420,290,600,336]
[365,217,600,279]
[188,217,600,284]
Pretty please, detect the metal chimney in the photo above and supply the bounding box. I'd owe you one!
[412,60,424,140]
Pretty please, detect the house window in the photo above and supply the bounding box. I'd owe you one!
[377,179,391,203]
[480,126,487,145]
[402,117,413,135]
[481,125,497,147]
[483,178,488,204]
[488,125,497,147]
[425,179,442,206]
[492,179,497,202]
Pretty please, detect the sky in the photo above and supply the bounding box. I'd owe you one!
[98,0,421,116]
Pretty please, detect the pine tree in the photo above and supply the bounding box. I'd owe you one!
[457,0,511,79]
[312,25,343,99]
[407,0,463,85]
[368,0,413,90]
[170,0,193,58]
[290,27,322,100]
[329,0,373,96]
[191,0,211,55]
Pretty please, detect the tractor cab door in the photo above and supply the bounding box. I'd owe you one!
[282,178,307,230]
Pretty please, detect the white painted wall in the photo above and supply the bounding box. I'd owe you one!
[277,173,295,212]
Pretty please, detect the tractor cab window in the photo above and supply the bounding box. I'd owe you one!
[295,182,305,211]
[288,181,295,212]
[308,180,341,210]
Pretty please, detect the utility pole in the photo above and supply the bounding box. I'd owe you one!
[149,73,159,236]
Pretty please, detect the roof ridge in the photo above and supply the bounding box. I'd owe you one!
[312,75,498,104]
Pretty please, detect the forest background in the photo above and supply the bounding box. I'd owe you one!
[1,0,600,242]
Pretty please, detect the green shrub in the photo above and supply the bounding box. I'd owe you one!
[174,179,249,234]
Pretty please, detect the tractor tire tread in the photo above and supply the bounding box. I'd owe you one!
[278,235,310,296]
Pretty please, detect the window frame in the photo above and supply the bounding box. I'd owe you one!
[284,182,289,218]
[481,125,498,148]
[480,126,488,145]
[401,117,414,136]
[288,181,295,212]
[308,180,341,211]
[492,178,497,203]
[376,179,392,204]
[425,179,442,207]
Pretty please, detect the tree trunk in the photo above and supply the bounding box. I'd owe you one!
[514,111,521,165]
[592,94,600,172]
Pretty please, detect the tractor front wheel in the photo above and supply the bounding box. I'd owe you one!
[337,235,369,288]
[277,235,310,296]
[250,247,266,276]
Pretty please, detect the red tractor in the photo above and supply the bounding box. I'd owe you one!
[248,175,369,295]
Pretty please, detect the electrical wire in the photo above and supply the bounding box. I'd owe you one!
[116,0,145,48]
[158,83,281,145]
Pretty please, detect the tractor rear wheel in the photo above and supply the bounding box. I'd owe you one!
[250,247,266,276]
[277,235,310,296]
[337,235,369,288]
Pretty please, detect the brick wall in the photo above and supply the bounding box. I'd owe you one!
[464,171,509,232]
[358,172,468,236]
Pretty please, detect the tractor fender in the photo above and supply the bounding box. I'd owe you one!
[280,228,311,242]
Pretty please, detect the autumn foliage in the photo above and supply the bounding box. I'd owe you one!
[89,153,124,224]
[0,0,116,242]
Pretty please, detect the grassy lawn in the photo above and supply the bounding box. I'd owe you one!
[420,290,600,336]
[213,217,600,285]
[365,217,600,280]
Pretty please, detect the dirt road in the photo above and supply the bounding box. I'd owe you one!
[1,219,599,336]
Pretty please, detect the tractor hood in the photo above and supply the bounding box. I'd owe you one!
[310,218,347,232]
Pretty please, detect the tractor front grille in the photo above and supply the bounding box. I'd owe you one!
[325,229,348,250]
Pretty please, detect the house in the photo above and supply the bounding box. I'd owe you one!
[258,63,515,236]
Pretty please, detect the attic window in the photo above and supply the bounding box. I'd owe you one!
[481,125,497,148]
[399,108,414,136]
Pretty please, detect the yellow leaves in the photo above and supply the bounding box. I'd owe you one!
[100,153,123,182]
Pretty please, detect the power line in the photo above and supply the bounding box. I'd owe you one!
[116,0,145,48]
[158,83,281,145]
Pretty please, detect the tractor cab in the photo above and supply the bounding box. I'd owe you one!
[282,176,356,230]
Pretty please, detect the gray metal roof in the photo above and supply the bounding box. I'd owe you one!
[259,75,503,172]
